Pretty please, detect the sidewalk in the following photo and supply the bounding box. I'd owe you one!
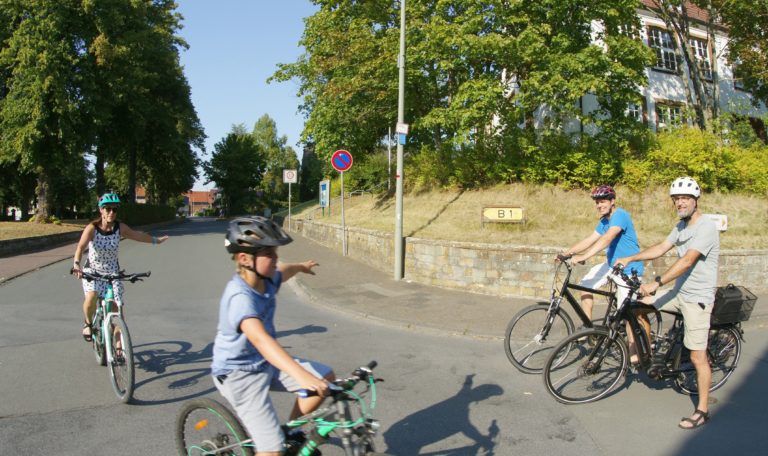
[2,227,765,339]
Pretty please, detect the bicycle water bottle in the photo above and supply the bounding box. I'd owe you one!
[298,429,325,456]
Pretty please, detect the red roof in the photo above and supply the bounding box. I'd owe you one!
[639,0,710,23]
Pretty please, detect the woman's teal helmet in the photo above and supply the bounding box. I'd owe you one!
[98,193,121,208]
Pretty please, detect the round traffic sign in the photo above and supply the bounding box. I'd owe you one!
[331,149,353,172]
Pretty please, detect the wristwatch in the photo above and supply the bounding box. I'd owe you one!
[654,275,663,286]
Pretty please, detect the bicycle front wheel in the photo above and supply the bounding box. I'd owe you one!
[504,304,574,374]
[543,327,628,404]
[675,326,742,395]
[107,315,135,403]
[176,398,253,456]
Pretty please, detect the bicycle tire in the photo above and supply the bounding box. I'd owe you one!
[176,398,253,456]
[107,315,135,403]
[91,311,106,366]
[543,327,628,404]
[674,326,742,395]
[504,304,574,374]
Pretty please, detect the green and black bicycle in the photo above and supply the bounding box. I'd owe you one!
[176,361,391,456]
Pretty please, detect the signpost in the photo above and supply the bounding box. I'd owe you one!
[331,150,353,256]
[283,169,297,231]
[319,180,330,215]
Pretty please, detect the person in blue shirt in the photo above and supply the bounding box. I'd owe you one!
[560,185,644,322]
[212,217,333,455]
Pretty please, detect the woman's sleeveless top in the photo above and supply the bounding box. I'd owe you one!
[87,221,121,273]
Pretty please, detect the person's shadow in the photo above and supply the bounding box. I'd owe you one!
[383,374,503,455]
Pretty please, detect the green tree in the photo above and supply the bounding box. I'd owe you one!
[251,114,299,208]
[273,0,653,189]
[0,0,90,222]
[714,0,768,107]
[203,125,265,216]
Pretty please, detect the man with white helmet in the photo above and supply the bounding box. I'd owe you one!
[617,176,720,430]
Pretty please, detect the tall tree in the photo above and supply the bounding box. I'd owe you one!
[273,0,652,186]
[0,0,89,222]
[203,125,265,216]
[251,114,299,206]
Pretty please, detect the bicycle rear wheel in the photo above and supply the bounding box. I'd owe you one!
[107,315,135,403]
[504,304,574,374]
[674,326,742,395]
[543,327,628,404]
[176,398,253,456]
[91,311,106,366]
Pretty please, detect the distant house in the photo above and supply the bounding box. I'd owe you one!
[578,0,767,137]
[183,189,218,216]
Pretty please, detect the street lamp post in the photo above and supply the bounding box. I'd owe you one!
[394,0,406,280]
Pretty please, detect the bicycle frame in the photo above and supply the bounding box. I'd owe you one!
[552,260,616,328]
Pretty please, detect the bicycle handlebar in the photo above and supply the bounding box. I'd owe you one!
[71,269,151,283]
[297,361,379,398]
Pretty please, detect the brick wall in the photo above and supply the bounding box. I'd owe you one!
[291,219,768,296]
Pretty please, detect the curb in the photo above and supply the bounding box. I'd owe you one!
[287,276,503,341]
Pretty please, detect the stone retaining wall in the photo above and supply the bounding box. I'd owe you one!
[292,219,768,297]
[0,231,81,258]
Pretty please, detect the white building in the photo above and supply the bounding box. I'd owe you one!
[573,0,766,138]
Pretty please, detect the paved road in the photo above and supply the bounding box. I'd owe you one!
[1,218,766,455]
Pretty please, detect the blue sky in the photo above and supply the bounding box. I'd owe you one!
[175,1,319,190]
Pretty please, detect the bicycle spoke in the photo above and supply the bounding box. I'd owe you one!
[505,305,572,374]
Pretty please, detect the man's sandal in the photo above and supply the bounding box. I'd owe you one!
[82,322,93,342]
[678,409,710,430]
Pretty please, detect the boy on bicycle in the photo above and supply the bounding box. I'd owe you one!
[212,217,334,455]
[560,185,644,322]
[617,177,719,430]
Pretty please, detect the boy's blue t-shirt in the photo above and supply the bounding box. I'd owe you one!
[595,207,644,276]
[211,272,283,376]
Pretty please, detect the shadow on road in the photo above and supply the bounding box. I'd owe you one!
[383,374,503,455]
[670,336,768,454]
[129,340,215,406]
[276,323,328,339]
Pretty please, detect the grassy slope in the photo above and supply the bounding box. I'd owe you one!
[290,183,767,250]
[0,220,86,241]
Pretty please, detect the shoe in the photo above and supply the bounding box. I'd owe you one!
[678,409,710,430]
[82,322,93,342]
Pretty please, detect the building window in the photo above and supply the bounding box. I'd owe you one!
[627,95,647,124]
[656,102,684,130]
[732,59,745,90]
[648,27,678,72]
[689,37,712,80]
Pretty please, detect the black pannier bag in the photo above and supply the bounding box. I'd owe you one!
[711,284,757,325]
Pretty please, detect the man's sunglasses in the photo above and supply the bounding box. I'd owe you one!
[102,206,119,213]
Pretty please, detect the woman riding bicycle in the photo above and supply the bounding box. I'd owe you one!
[72,192,168,342]
[211,216,334,456]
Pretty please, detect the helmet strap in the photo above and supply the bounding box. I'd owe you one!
[239,254,274,286]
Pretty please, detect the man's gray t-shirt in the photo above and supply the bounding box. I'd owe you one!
[666,216,720,304]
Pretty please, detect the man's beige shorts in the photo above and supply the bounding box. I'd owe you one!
[653,289,713,351]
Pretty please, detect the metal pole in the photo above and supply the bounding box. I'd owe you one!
[341,171,347,256]
[388,127,392,191]
[394,0,406,280]
[288,182,292,231]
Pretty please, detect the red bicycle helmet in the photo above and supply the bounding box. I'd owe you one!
[590,185,616,200]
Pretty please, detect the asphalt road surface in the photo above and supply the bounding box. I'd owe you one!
[1,218,766,455]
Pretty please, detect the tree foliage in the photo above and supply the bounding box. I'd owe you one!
[203,125,265,216]
[272,0,654,189]
[0,0,203,221]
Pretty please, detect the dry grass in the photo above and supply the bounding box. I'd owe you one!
[0,220,86,241]
[294,183,768,250]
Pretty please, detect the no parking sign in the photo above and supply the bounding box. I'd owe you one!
[331,150,353,172]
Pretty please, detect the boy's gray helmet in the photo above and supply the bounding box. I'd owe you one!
[225,217,293,254]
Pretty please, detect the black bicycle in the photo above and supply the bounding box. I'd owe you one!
[504,255,618,373]
[176,362,391,456]
[543,266,746,404]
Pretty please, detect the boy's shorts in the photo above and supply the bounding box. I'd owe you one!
[213,358,333,452]
[652,289,713,351]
